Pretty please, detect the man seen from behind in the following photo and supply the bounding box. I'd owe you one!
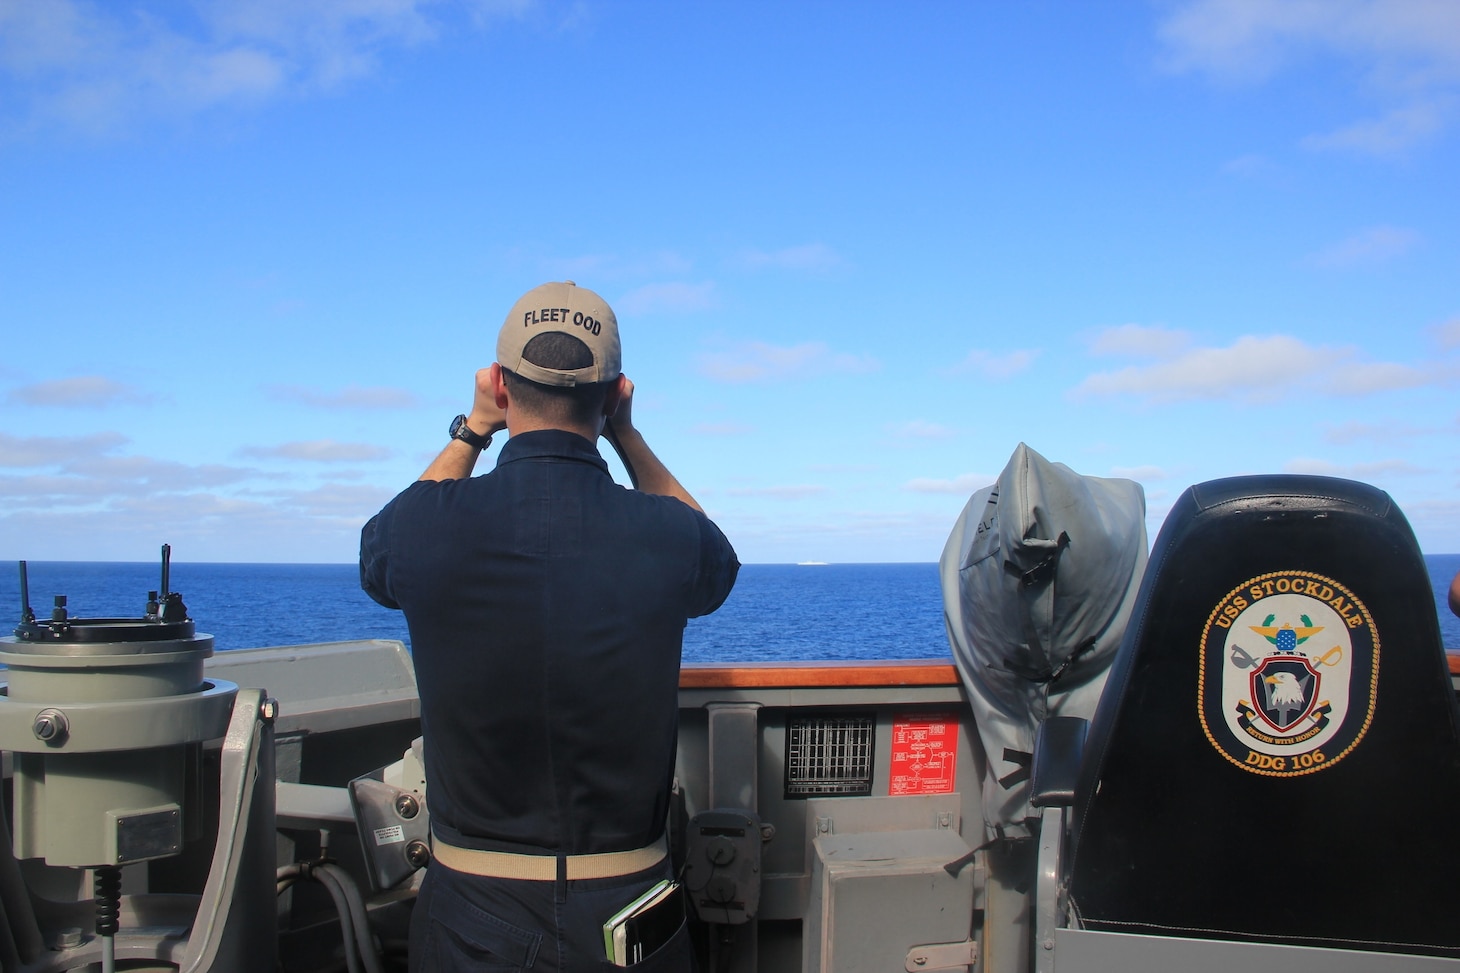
[361,281,739,971]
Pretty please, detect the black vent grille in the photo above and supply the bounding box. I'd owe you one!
[785,713,875,797]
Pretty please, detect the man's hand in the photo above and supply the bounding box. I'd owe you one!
[600,375,704,512]
[468,367,508,438]
[416,367,507,482]
[604,375,636,438]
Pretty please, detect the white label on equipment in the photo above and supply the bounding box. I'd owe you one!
[373,825,406,845]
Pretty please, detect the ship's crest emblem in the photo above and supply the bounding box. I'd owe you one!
[1200,571,1378,777]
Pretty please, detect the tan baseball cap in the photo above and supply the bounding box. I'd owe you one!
[497,281,621,387]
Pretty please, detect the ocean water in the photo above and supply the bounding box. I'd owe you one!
[2,557,1458,662]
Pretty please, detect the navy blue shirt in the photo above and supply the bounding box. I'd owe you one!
[361,429,738,856]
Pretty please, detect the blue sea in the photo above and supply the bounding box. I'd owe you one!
[2,557,1458,661]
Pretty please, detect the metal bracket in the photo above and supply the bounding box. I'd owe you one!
[685,808,762,925]
[349,746,431,893]
[906,940,979,971]
[1034,804,1066,973]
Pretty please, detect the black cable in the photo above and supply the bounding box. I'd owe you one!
[0,798,43,965]
[316,863,386,973]
[309,865,364,973]
[0,896,23,973]
[276,861,388,973]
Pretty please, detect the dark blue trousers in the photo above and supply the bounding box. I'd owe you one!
[409,859,693,972]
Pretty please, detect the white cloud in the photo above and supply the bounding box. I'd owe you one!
[1281,457,1429,478]
[1329,359,1441,395]
[1222,153,1279,178]
[266,384,421,409]
[0,472,136,501]
[689,422,754,436]
[0,429,395,561]
[1109,465,1170,481]
[269,480,398,516]
[1322,420,1428,445]
[807,463,880,474]
[1088,324,1192,359]
[1156,0,1460,153]
[239,439,393,462]
[8,375,156,407]
[0,450,262,525]
[615,281,717,316]
[0,482,387,562]
[1072,333,1445,404]
[1077,334,1325,401]
[903,473,996,495]
[547,251,694,283]
[725,484,828,499]
[1305,226,1420,268]
[1400,497,1460,553]
[0,429,296,519]
[714,504,965,563]
[1157,0,1460,84]
[1433,316,1460,349]
[697,341,879,384]
[63,454,258,490]
[941,348,1039,380]
[737,243,842,273]
[1301,104,1444,156]
[884,420,955,440]
[0,0,525,137]
[0,431,128,467]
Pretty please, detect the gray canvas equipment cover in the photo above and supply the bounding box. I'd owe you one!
[940,443,1147,841]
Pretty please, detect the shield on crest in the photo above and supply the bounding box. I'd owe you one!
[1251,655,1320,732]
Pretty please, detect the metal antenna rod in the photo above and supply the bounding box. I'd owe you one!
[18,560,35,624]
[159,543,172,598]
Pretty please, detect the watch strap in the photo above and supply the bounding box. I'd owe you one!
[450,414,493,451]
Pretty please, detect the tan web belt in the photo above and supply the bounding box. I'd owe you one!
[432,835,667,881]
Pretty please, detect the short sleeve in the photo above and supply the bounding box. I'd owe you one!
[688,512,739,618]
[359,503,401,610]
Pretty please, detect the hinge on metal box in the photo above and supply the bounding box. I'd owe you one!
[905,940,978,972]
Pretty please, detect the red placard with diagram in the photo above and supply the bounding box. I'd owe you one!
[889,713,958,795]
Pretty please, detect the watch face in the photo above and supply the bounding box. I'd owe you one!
[449,414,486,448]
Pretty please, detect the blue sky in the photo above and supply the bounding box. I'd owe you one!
[1,0,1457,565]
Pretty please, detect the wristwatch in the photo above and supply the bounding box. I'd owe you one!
[449,414,492,451]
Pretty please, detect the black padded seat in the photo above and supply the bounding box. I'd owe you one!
[1068,474,1460,957]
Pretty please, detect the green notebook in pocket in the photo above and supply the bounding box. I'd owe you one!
[602,879,683,966]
